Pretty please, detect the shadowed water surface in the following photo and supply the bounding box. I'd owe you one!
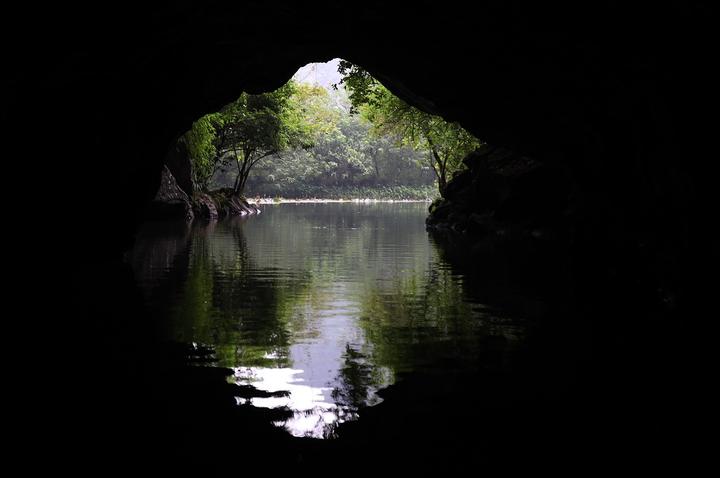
[131,203,526,438]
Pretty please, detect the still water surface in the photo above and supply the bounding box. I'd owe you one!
[131,203,524,438]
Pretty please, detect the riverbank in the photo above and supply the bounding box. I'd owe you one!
[250,197,432,205]
[245,184,438,201]
[148,165,435,220]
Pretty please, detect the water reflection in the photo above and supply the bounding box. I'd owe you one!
[131,203,523,438]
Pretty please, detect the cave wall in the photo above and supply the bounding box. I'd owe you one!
[3,0,711,344]
[4,2,710,277]
[3,2,713,472]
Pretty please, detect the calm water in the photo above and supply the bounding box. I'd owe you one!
[131,203,525,438]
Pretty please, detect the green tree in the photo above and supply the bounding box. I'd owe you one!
[183,112,223,191]
[337,61,481,195]
[213,81,319,195]
[243,86,436,198]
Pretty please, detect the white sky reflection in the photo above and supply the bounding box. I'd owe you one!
[233,291,372,438]
[234,366,342,438]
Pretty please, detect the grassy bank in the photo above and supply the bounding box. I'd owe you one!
[246,184,438,201]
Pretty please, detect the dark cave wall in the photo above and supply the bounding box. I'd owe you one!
[3,2,713,473]
[3,1,711,298]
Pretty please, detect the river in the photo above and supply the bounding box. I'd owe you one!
[131,202,527,439]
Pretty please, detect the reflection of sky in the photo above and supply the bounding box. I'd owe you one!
[234,287,375,438]
[235,366,340,438]
[132,203,476,439]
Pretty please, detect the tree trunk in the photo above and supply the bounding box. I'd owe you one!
[437,173,447,196]
[373,155,381,180]
[233,146,250,195]
[424,133,447,196]
[232,152,243,193]
[237,150,275,196]
[238,169,250,196]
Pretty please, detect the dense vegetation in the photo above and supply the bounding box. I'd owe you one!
[179,60,480,200]
[209,85,436,199]
[337,61,481,195]
[183,81,317,194]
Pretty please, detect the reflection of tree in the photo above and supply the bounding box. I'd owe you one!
[130,220,194,340]
[331,344,379,410]
[144,218,317,369]
[130,220,192,292]
[324,343,389,439]
[357,262,483,374]
[132,204,526,438]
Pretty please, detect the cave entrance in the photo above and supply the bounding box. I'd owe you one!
[154,57,481,222]
[213,59,439,202]
[132,58,514,439]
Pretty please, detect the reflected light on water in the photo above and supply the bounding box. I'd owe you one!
[234,366,345,438]
[131,203,521,440]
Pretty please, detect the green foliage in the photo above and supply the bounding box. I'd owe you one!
[215,81,321,194]
[335,60,380,114]
[182,112,223,191]
[337,61,481,195]
[290,83,341,136]
[247,184,438,201]
[183,80,322,194]
[182,63,465,199]
[234,87,436,197]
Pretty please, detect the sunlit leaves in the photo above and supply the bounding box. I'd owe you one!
[338,61,482,195]
[183,80,324,194]
[183,112,223,191]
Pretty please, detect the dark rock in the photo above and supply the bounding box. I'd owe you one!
[492,162,569,224]
[164,137,194,197]
[227,195,261,216]
[10,2,711,474]
[193,193,219,220]
[208,189,261,217]
[144,165,194,221]
[232,384,290,399]
[192,189,261,220]
[425,199,454,226]
[427,145,570,239]
[443,169,472,200]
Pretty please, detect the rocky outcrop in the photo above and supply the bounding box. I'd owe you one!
[164,137,194,197]
[144,165,194,221]
[208,189,261,217]
[427,145,572,242]
[193,193,219,220]
[147,166,261,222]
[192,189,260,220]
